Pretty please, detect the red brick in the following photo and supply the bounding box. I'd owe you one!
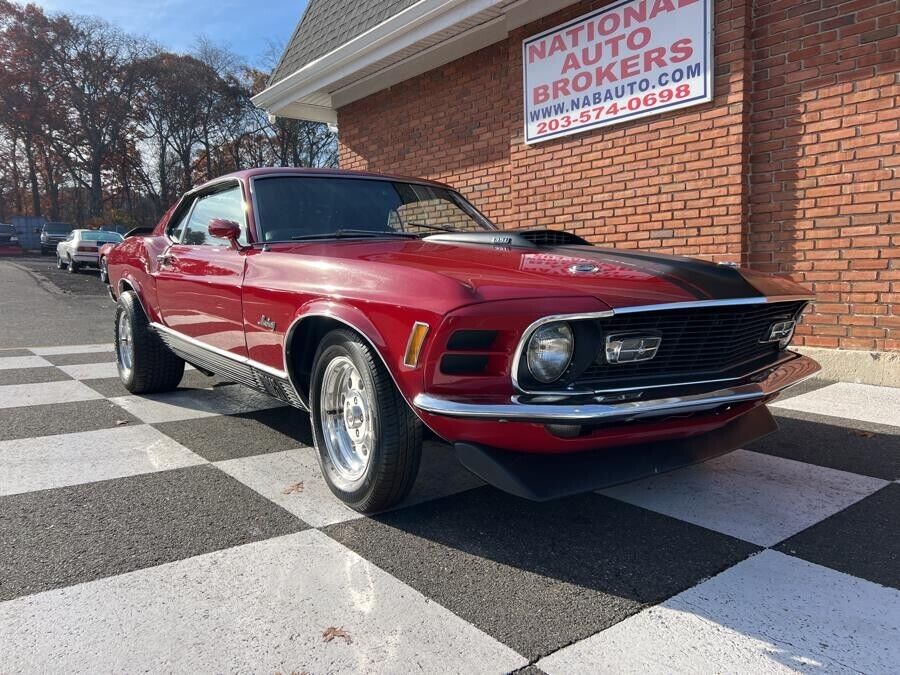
[337,0,898,352]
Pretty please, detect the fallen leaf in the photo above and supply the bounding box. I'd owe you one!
[322,626,352,644]
[852,429,874,438]
[282,482,304,495]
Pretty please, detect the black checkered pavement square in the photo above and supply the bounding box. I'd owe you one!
[1,344,898,673]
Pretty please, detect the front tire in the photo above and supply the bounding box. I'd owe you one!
[310,329,422,513]
[115,291,185,394]
[56,254,64,270]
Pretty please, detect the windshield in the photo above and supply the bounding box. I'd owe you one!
[253,176,494,242]
[81,231,123,242]
[44,223,72,234]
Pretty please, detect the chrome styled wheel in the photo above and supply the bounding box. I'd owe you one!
[319,356,373,483]
[117,310,134,377]
[310,329,423,513]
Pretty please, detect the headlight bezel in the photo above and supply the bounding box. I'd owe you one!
[525,321,575,384]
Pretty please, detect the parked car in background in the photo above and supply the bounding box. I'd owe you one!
[98,241,118,284]
[106,167,820,513]
[40,222,73,255]
[99,224,130,235]
[56,229,123,273]
[0,223,24,255]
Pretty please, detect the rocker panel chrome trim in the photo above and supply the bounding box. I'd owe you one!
[150,322,306,410]
[151,323,289,379]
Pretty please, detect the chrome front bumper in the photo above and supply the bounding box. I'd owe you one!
[414,353,820,423]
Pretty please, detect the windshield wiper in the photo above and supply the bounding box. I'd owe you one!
[404,222,459,233]
[290,229,418,241]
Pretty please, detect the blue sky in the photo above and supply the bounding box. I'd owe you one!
[36,0,308,67]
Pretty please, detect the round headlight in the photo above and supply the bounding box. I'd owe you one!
[526,322,574,384]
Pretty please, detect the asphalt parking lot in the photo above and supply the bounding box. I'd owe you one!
[1,255,898,673]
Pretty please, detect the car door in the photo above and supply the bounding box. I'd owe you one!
[154,181,250,357]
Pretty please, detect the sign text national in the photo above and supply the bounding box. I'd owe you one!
[522,0,713,144]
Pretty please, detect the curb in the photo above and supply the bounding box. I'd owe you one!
[794,346,900,389]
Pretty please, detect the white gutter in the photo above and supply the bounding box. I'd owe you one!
[253,0,575,122]
[252,0,505,120]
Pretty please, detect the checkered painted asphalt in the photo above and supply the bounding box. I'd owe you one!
[0,344,898,673]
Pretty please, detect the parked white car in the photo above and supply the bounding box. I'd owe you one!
[56,230,123,273]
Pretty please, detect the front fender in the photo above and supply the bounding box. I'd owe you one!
[285,298,440,412]
[289,299,391,357]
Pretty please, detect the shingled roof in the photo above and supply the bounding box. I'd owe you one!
[270,0,421,85]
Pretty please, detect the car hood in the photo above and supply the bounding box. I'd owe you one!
[282,237,810,310]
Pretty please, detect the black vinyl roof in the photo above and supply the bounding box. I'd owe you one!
[270,0,419,85]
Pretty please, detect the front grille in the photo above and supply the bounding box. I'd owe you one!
[570,301,807,390]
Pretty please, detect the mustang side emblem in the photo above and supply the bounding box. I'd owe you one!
[569,262,599,274]
[258,315,277,331]
[605,334,662,364]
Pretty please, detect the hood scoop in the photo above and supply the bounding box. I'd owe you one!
[424,228,591,249]
[516,229,591,247]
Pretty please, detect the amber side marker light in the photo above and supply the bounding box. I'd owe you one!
[404,322,430,367]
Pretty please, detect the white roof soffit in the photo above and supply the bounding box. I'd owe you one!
[252,0,574,123]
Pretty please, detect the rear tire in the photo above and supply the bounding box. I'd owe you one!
[67,255,78,274]
[115,291,185,394]
[99,257,108,284]
[310,329,422,513]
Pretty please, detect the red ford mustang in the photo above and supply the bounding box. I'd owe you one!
[107,167,820,512]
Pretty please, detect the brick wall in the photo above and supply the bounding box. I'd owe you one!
[338,0,899,351]
[749,0,899,350]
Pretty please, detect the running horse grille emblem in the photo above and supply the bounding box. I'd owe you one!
[605,334,662,364]
[257,315,277,331]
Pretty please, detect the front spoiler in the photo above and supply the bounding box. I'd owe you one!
[415,353,819,423]
[455,404,778,501]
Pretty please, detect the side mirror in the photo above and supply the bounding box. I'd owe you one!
[208,218,241,246]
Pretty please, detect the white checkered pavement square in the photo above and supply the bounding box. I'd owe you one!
[1,344,898,673]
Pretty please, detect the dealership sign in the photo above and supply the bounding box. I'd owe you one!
[522,0,713,144]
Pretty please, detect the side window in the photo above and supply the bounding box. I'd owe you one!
[167,201,194,242]
[183,186,246,246]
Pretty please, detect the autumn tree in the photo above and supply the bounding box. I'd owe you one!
[45,15,149,217]
[0,1,61,216]
[0,2,338,227]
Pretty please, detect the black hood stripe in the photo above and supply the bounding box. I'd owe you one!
[558,246,762,300]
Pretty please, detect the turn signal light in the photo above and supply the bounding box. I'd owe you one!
[403,322,430,368]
